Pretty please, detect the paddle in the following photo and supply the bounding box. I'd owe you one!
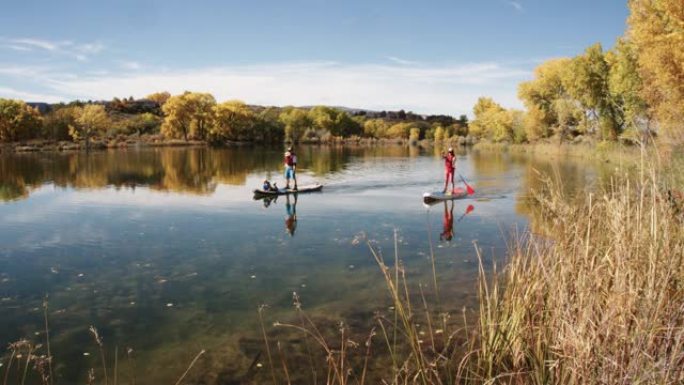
[458,173,475,195]
[455,204,475,223]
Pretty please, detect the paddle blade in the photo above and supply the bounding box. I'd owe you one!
[466,184,475,195]
[465,204,475,214]
[458,173,475,195]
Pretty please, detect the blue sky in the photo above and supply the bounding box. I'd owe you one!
[0,0,629,115]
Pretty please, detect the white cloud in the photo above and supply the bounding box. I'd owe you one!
[505,1,523,12]
[0,86,63,102]
[386,56,418,65]
[120,61,142,70]
[0,65,47,77]
[31,61,529,114]
[9,37,62,51]
[0,37,105,61]
[6,44,33,52]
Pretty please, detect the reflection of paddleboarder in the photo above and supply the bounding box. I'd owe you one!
[440,201,454,241]
[440,202,474,242]
[285,194,297,236]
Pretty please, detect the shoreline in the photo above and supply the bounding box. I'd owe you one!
[0,135,478,154]
[1,134,650,159]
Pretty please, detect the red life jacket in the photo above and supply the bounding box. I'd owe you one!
[444,153,455,170]
[285,152,295,166]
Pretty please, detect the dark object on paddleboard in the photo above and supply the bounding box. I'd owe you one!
[253,184,323,197]
[423,187,468,204]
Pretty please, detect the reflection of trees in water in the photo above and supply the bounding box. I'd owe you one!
[0,146,394,201]
[514,154,613,235]
[471,151,519,178]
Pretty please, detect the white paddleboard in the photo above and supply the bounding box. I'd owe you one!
[423,187,468,203]
[253,183,323,196]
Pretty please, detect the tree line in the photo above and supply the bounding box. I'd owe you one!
[0,90,470,145]
[469,0,683,144]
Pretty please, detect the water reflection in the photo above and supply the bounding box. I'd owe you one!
[0,145,619,385]
[256,194,299,236]
[285,194,298,236]
[0,146,366,202]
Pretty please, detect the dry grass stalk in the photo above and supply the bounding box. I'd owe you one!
[459,158,684,384]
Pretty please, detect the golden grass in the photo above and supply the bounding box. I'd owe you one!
[460,148,684,384]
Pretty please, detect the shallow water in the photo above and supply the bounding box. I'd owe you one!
[0,145,604,384]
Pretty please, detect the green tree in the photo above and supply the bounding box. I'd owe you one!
[363,119,389,138]
[469,97,507,140]
[308,106,362,137]
[553,98,584,143]
[509,109,527,143]
[212,100,255,141]
[606,38,648,133]
[42,106,78,140]
[566,43,622,140]
[254,107,284,143]
[69,104,110,148]
[0,99,41,142]
[386,122,413,139]
[126,112,161,135]
[279,107,311,142]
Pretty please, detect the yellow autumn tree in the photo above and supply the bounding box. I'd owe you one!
[69,104,110,148]
[212,100,255,141]
[146,91,171,106]
[161,92,216,140]
[0,99,41,142]
[628,0,684,140]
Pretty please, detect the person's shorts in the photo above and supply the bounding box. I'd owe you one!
[445,168,454,177]
[285,166,295,179]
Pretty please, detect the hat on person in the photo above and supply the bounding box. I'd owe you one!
[448,147,454,152]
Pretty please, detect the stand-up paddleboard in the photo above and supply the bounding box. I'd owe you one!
[253,183,323,197]
[423,187,468,204]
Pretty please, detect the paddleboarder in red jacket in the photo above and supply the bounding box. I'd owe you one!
[442,147,456,193]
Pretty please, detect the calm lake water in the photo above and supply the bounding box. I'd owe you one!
[0,145,606,384]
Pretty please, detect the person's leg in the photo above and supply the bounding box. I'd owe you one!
[293,169,297,190]
[446,170,454,193]
[285,167,290,189]
[442,169,448,193]
[450,171,456,192]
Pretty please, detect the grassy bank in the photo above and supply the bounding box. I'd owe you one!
[471,140,644,162]
[460,149,684,383]
[256,145,684,384]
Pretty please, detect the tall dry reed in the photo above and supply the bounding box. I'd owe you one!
[460,155,684,384]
